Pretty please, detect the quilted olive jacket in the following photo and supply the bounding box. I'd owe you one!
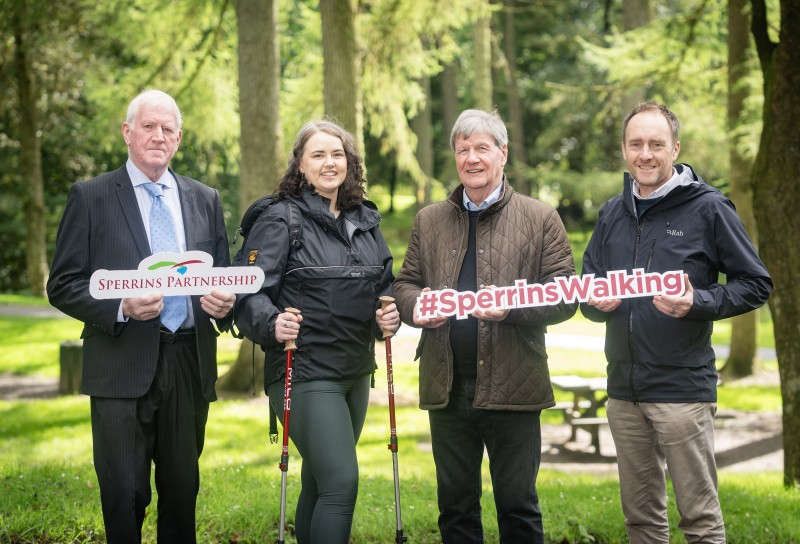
[393,178,577,411]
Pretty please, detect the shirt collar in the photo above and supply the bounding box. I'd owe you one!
[126,159,176,190]
[463,181,503,211]
[632,167,679,200]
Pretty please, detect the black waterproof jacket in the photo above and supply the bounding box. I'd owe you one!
[581,164,772,403]
[235,189,394,389]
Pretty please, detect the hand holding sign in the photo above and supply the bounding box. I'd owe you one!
[121,293,165,321]
[413,287,448,328]
[652,273,693,318]
[200,290,237,319]
[471,285,510,322]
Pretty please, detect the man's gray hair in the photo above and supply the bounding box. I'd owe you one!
[126,89,183,130]
[450,108,508,150]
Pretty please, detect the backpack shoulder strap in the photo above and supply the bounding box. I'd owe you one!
[283,200,303,249]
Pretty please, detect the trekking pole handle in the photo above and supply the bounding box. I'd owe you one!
[283,307,301,351]
[379,296,395,339]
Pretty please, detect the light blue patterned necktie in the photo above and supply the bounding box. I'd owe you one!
[142,182,188,332]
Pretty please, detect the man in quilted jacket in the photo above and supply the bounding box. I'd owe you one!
[393,108,577,544]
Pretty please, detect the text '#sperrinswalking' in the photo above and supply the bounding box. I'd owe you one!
[416,269,686,320]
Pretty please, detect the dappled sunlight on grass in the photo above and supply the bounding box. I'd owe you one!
[0,397,93,466]
[0,317,84,377]
[1,394,798,543]
[216,335,243,367]
[710,310,775,348]
[721,472,800,542]
[718,385,782,413]
[202,398,273,469]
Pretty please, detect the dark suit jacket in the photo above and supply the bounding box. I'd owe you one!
[47,166,232,402]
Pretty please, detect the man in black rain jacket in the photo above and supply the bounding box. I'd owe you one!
[581,101,772,544]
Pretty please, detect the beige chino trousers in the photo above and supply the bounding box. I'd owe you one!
[607,398,726,544]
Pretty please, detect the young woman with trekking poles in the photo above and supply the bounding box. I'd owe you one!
[234,120,400,544]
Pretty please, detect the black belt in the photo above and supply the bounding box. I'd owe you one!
[159,328,196,343]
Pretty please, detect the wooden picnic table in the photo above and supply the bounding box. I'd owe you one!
[550,375,609,454]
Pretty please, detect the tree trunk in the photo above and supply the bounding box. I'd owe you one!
[320,0,363,154]
[12,1,48,297]
[439,61,459,186]
[621,0,651,113]
[235,0,282,216]
[411,76,434,208]
[472,3,493,111]
[501,0,532,196]
[441,62,459,142]
[221,338,264,394]
[219,0,283,392]
[750,0,800,488]
[723,0,758,378]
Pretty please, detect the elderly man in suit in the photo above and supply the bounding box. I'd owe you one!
[47,89,235,544]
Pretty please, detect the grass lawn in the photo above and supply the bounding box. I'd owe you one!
[1,392,797,543]
[1,294,796,543]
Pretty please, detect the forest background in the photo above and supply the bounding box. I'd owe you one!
[1,0,799,491]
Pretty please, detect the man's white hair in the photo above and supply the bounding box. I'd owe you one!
[126,89,183,130]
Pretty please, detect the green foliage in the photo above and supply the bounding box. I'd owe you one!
[367,183,444,275]
[0,0,243,288]
[360,0,480,188]
[1,0,105,291]
[2,0,773,297]
[578,0,733,183]
[279,0,324,153]
[536,167,620,228]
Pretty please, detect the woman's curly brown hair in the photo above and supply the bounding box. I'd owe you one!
[277,120,366,211]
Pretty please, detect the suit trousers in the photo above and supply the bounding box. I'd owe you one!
[428,376,544,544]
[90,340,208,544]
[607,398,725,544]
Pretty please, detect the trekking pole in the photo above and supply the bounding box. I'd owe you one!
[278,307,301,544]
[379,296,407,543]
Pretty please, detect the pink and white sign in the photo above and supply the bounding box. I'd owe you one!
[90,251,264,299]
[416,268,686,320]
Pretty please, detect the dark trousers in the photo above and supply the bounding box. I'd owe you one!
[267,375,371,544]
[428,377,544,544]
[90,341,208,544]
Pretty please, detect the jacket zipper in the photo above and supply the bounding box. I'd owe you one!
[628,219,642,405]
[645,238,656,271]
[341,232,361,264]
[472,213,480,374]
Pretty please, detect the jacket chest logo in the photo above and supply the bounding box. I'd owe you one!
[666,228,684,237]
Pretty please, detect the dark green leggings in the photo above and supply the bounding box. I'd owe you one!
[267,375,371,544]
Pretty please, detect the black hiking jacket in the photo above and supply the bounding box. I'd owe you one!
[235,188,394,388]
[580,164,772,403]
